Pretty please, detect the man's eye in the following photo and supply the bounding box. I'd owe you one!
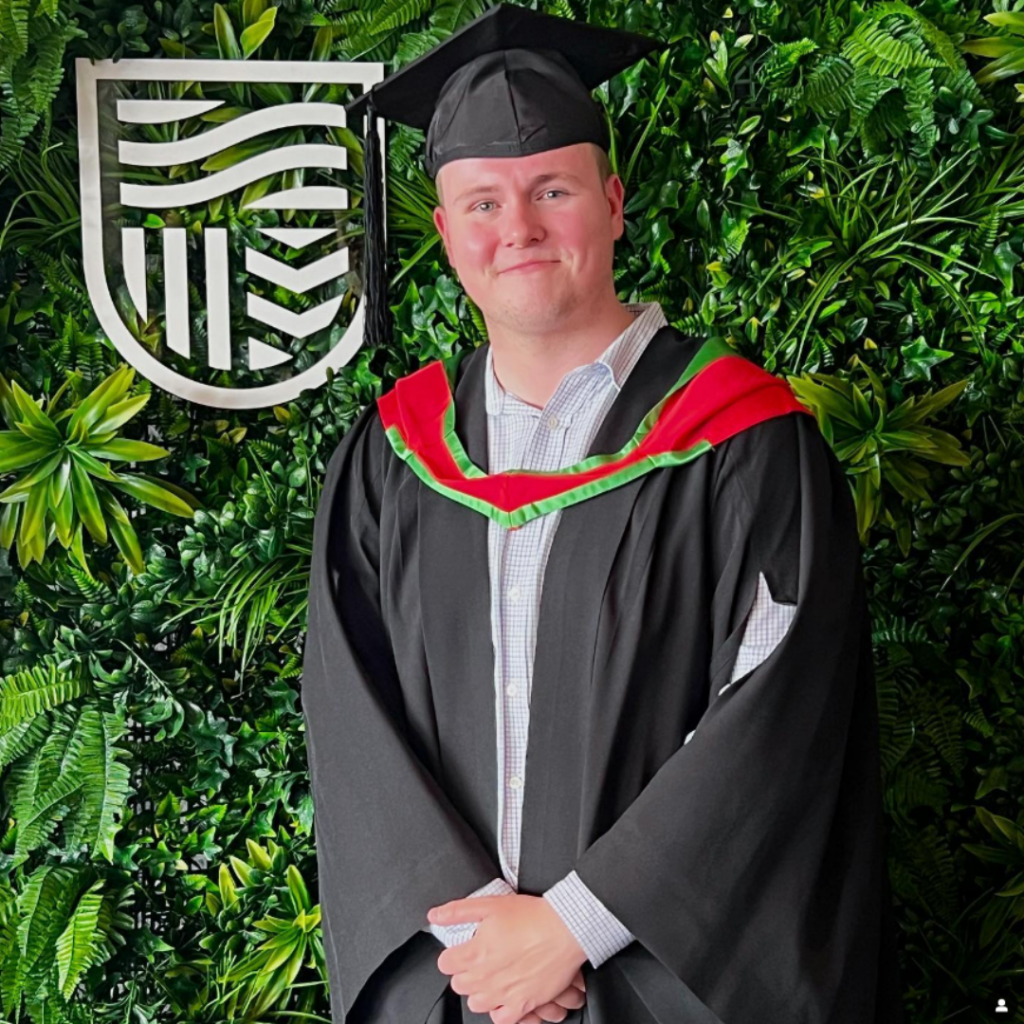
[542,189,566,199]
[473,201,495,212]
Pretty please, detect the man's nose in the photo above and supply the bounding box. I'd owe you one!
[502,196,545,247]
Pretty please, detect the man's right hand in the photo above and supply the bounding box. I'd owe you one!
[515,968,586,1023]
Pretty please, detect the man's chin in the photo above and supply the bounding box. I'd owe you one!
[486,303,582,336]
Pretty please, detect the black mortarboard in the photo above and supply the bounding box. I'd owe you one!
[342,3,662,354]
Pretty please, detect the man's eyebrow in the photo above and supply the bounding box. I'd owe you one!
[453,172,585,204]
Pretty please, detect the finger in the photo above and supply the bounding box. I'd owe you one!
[428,897,496,924]
[488,1004,528,1024]
[437,940,478,977]
[531,1003,568,1023]
[516,1016,543,1024]
[551,984,586,1010]
[573,968,586,991]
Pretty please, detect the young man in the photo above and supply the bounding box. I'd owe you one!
[301,6,906,1024]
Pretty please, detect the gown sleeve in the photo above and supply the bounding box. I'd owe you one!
[301,404,509,1020]
[571,410,894,1021]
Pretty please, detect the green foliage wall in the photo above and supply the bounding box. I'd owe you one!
[2,0,1024,1020]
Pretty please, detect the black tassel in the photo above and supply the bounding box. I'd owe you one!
[362,91,393,353]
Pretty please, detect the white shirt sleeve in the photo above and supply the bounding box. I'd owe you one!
[720,570,797,695]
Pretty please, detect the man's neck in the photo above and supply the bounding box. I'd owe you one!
[488,299,639,409]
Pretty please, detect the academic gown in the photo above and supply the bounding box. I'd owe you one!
[300,324,906,1024]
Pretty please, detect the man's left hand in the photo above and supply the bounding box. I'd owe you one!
[428,893,588,1024]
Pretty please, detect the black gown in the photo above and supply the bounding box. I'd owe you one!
[300,325,906,1024]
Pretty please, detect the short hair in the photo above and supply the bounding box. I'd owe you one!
[591,143,612,187]
[435,142,614,206]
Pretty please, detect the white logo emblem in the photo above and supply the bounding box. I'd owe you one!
[76,59,384,409]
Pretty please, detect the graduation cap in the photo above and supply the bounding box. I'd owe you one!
[342,3,662,354]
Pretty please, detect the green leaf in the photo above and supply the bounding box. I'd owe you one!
[229,856,253,887]
[241,0,267,26]
[142,475,203,511]
[92,393,151,434]
[0,502,18,549]
[56,881,105,999]
[0,450,64,501]
[15,866,79,997]
[285,864,310,912]
[240,5,276,56]
[16,481,49,562]
[83,439,169,463]
[213,3,242,60]
[158,37,191,57]
[106,473,195,517]
[976,806,1022,844]
[311,24,331,60]
[993,240,1020,293]
[67,366,135,443]
[13,420,62,445]
[48,454,72,508]
[96,486,130,526]
[10,381,61,444]
[70,459,107,544]
[108,515,145,575]
[252,81,293,105]
[901,338,954,383]
[787,123,829,156]
[52,477,74,548]
[200,106,251,124]
[246,839,273,870]
[0,373,22,429]
[720,138,748,186]
[239,173,279,210]
[219,864,238,908]
[984,11,1024,35]
[897,379,969,426]
[69,448,121,482]
[201,136,278,172]
[61,707,133,861]
[70,522,90,576]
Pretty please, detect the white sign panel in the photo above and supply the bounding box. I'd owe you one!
[76,59,384,409]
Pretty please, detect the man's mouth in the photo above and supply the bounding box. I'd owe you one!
[502,260,558,273]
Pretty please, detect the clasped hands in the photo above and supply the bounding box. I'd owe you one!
[427,892,589,1024]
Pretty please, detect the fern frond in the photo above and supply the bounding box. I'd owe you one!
[0,0,30,59]
[760,38,820,87]
[13,745,85,863]
[12,865,80,1007]
[0,715,50,772]
[367,0,431,35]
[60,708,133,863]
[843,16,943,77]
[55,879,105,999]
[803,55,857,116]
[0,659,90,732]
[903,823,959,924]
[66,564,109,600]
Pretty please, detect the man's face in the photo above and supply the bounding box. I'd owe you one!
[432,142,625,336]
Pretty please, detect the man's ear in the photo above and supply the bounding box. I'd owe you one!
[608,174,626,241]
[433,204,454,267]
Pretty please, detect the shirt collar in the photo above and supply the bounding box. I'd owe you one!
[484,301,668,416]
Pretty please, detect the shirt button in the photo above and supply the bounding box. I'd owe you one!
[506,682,518,697]
[507,585,520,602]
[547,415,559,430]
[508,775,523,790]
